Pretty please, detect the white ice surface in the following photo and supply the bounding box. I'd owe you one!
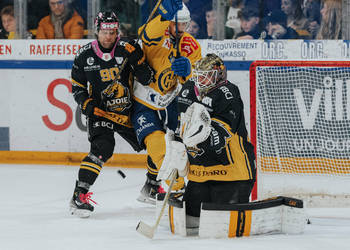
[1,164,350,250]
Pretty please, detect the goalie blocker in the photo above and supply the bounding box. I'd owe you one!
[166,196,306,238]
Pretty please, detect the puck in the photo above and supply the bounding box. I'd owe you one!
[117,170,126,179]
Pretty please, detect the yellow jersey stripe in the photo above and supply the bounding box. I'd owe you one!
[80,166,100,175]
[81,161,102,171]
[239,137,252,179]
[71,79,85,88]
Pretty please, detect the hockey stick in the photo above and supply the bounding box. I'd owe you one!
[175,13,180,58]
[136,169,178,239]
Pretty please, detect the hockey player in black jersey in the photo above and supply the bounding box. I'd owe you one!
[157,53,256,228]
[69,11,154,218]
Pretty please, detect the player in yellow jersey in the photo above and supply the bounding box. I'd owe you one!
[132,1,202,204]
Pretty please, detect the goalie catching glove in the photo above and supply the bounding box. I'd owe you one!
[179,102,212,148]
[157,130,189,181]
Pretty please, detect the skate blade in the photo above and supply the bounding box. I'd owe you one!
[136,194,156,205]
[70,207,92,218]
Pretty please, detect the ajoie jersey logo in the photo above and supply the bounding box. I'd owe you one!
[87,57,94,65]
[104,82,132,113]
[137,115,147,126]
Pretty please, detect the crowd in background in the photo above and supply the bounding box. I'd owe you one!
[0,0,343,40]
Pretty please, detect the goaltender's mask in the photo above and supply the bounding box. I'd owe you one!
[192,53,227,97]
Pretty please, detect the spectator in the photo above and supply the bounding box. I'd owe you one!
[281,0,311,38]
[260,0,282,17]
[204,7,217,39]
[0,5,15,39]
[100,0,140,38]
[27,0,51,30]
[184,0,211,32]
[225,0,245,38]
[36,0,84,39]
[264,10,299,39]
[316,0,342,39]
[235,6,262,39]
[187,14,205,39]
[303,0,321,38]
[0,5,33,39]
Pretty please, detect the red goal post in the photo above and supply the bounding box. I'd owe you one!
[250,61,350,206]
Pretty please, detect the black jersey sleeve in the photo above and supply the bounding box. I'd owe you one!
[133,62,155,86]
[197,82,247,153]
[211,83,246,135]
[71,53,89,106]
[114,41,154,86]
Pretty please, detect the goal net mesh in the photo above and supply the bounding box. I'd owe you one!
[250,61,350,206]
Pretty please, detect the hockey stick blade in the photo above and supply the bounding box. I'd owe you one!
[136,221,155,239]
[136,169,178,239]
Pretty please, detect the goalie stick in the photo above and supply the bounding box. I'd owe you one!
[136,169,177,239]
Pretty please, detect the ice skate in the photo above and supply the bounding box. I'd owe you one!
[70,181,96,218]
[137,177,165,205]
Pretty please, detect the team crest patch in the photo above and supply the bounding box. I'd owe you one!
[187,146,204,158]
[157,67,176,94]
[115,57,123,64]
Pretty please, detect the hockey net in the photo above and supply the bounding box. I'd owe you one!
[250,61,350,207]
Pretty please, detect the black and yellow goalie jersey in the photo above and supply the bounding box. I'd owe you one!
[177,80,256,183]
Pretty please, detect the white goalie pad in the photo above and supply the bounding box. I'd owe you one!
[157,130,188,181]
[180,102,212,148]
[168,200,187,237]
[198,196,307,238]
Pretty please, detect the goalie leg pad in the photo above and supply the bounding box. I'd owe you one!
[198,196,306,238]
[167,199,187,237]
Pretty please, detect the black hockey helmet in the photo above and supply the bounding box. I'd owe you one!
[192,53,227,96]
[94,11,119,34]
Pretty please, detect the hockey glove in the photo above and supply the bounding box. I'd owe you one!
[117,41,145,66]
[180,102,212,148]
[157,130,188,181]
[158,0,183,21]
[81,98,98,118]
[171,56,191,77]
